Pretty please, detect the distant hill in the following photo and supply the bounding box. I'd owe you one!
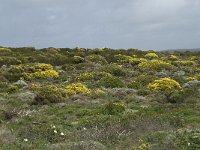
[162,48,200,52]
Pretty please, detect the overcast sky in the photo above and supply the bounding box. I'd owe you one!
[0,0,200,50]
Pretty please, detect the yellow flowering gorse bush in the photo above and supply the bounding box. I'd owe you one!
[85,54,107,64]
[173,60,196,66]
[138,60,173,70]
[115,54,147,66]
[169,55,178,60]
[147,78,181,94]
[73,56,85,63]
[186,77,197,81]
[15,63,59,80]
[94,89,105,95]
[0,48,12,55]
[144,52,159,59]
[77,72,94,81]
[31,83,66,104]
[65,83,90,95]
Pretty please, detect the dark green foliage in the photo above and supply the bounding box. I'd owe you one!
[85,54,107,64]
[128,75,158,89]
[0,82,19,93]
[98,76,124,88]
[100,64,127,77]
[102,102,125,115]
[32,85,67,105]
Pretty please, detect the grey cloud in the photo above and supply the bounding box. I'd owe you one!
[0,0,200,50]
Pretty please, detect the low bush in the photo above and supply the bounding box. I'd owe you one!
[172,60,196,67]
[0,48,12,55]
[128,75,158,90]
[77,73,94,81]
[31,84,67,105]
[138,60,173,71]
[98,76,124,88]
[65,83,90,95]
[147,78,182,103]
[102,102,126,115]
[73,56,85,64]
[12,63,59,80]
[0,82,19,93]
[85,54,107,64]
[144,52,159,59]
[100,64,127,77]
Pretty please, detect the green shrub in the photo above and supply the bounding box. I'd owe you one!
[90,89,106,98]
[92,71,112,80]
[85,54,107,64]
[102,102,125,115]
[0,82,19,93]
[128,75,158,90]
[7,85,19,93]
[169,55,178,61]
[0,57,22,66]
[77,73,94,81]
[100,64,127,77]
[114,54,147,66]
[114,54,133,63]
[65,83,90,95]
[138,60,173,71]
[11,63,59,80]
[0,82,9,93]
[98,76,124,88]
[144,52,159,59]
[31,84,67,105]
[73,56,85,64]
[148,78,182,103]
[172,60,196,67]
[0,48,12,55]
[137,89,150,96]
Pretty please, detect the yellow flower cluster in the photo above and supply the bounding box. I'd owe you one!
[15,63,53,72]
[65,83,90,95]
[190,56,198,61]
[138,60,173,70]
[115,54,147,65]
[0,48,12,54]
[34,63,53,71]
[169,55,178,60]
[173,60,196,66]
[147,78,181,93]
[31,83,59,92]
[77,72,94,81]
[132,139,151,150]
[15,63,59,80]
[30,83,67,104]
[115,54,133,63]
[144,52,159,59]
[186,77,197,81]
[94,89,105,95]
[73,56,85,63]
[85,54,107,64]
[23,70,59,79]
[195,74,200,80]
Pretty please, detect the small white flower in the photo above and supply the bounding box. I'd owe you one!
[60,132,64,136]
[52,125,56,128]
[54,130,57,133]
[83,127,87,130]
[24,138,28,142]
[188,142,190,146]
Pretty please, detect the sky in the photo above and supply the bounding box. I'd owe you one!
[0,0,200,50]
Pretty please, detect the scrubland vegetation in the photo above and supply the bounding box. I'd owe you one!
[0,47,200,149]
